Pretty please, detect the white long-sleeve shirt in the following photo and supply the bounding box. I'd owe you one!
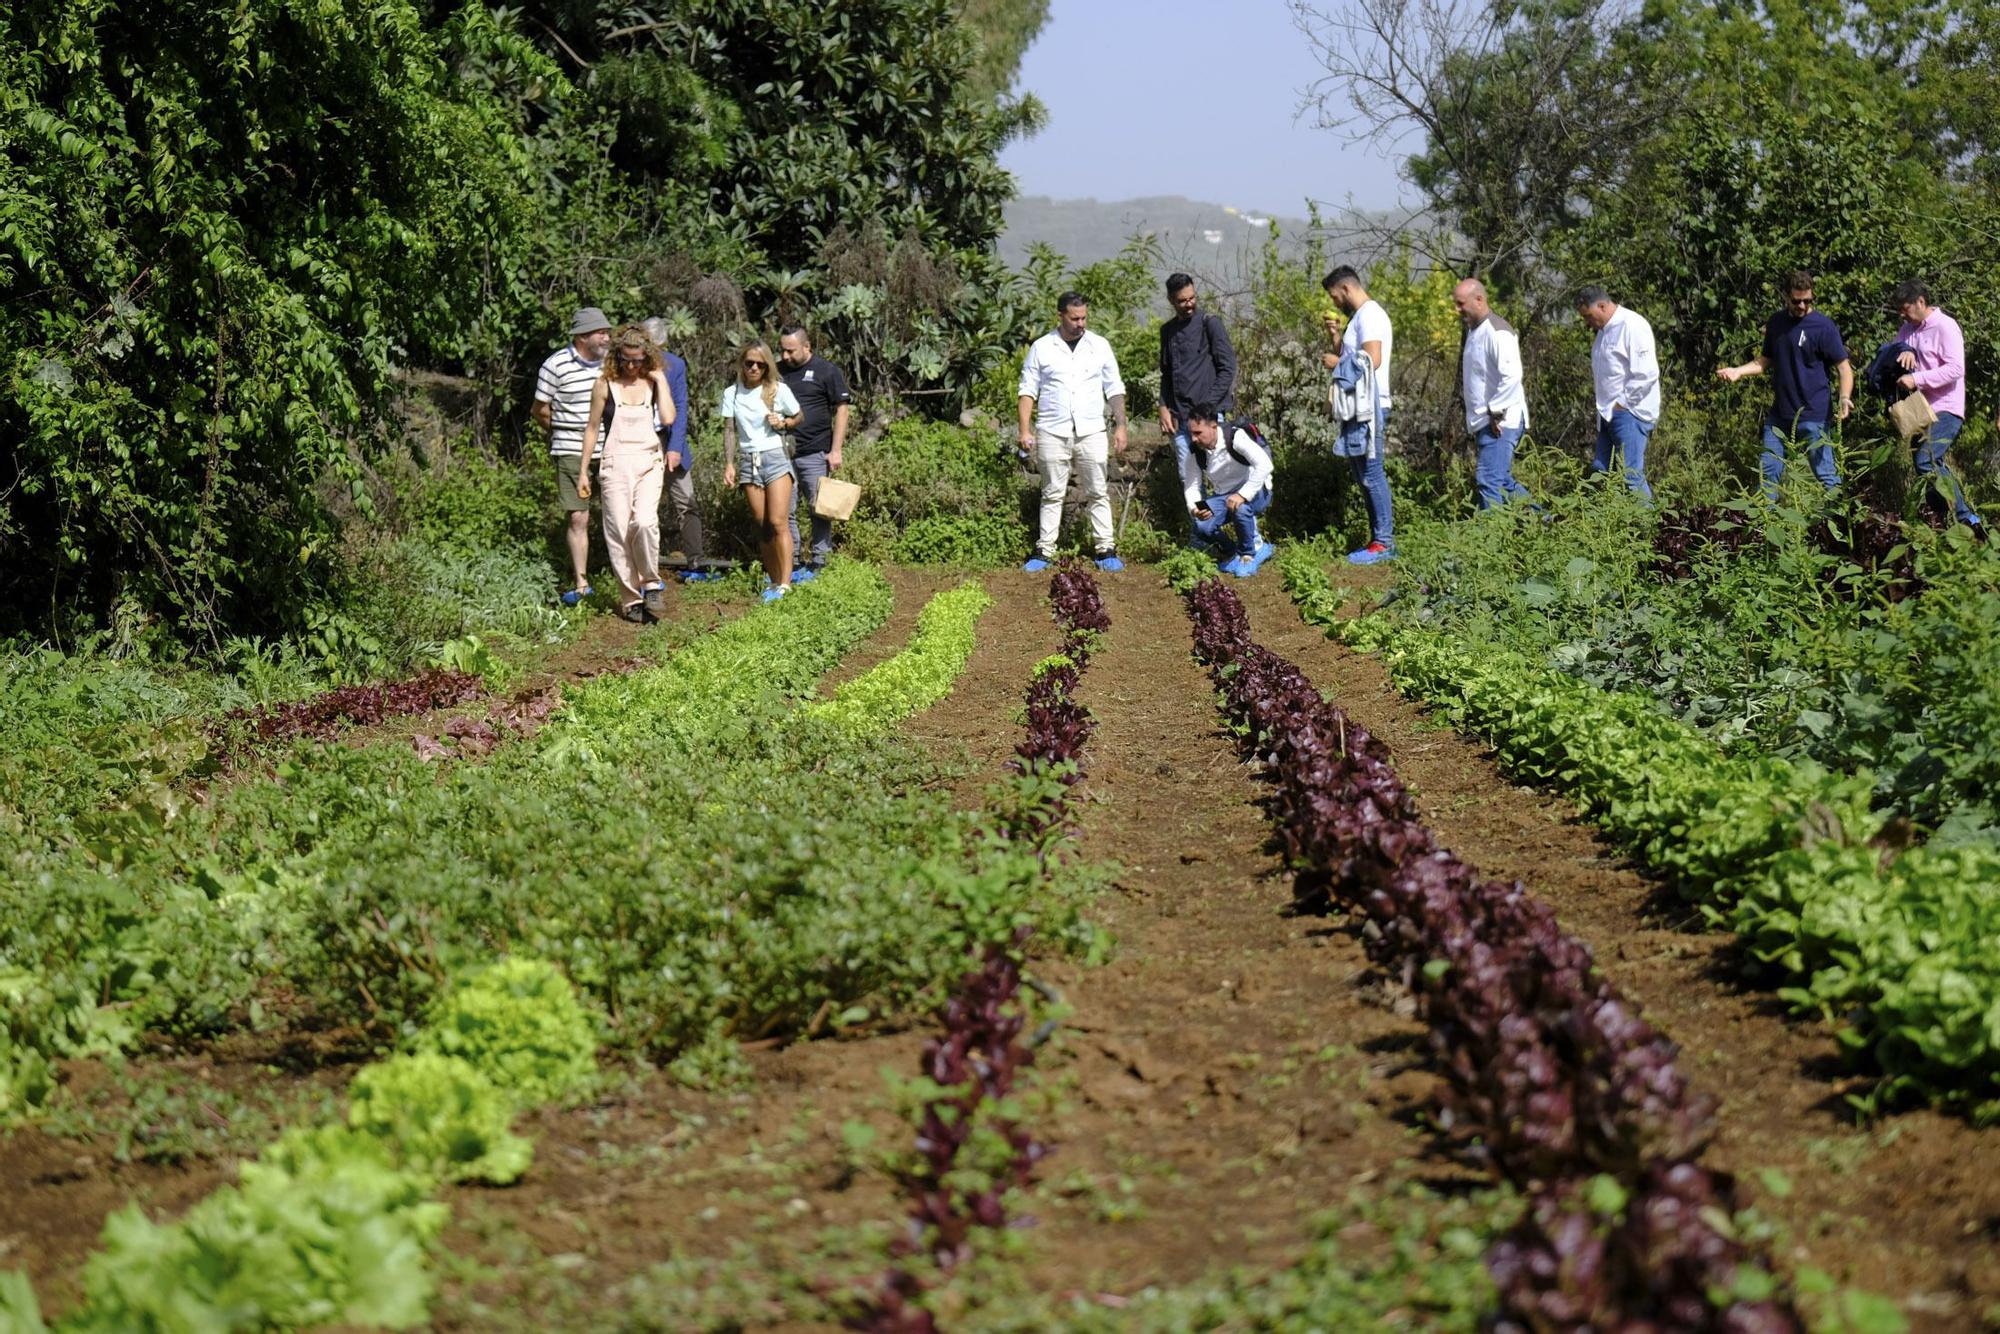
[1590,305,1661,424]
[1461,314,1528,432]
[1018,329,1126,436]
[1179,426,1274,509]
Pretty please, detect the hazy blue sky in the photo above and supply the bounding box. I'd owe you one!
[997,0,1411,214]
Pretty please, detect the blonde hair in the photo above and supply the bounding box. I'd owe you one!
[603,324,662,383]
[737,341,779,410]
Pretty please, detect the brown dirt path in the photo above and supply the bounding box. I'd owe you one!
[427,568,1482,1328]
[1234,571,2000,1331]
[993,568,1477,1300]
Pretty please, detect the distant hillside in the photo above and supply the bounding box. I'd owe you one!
[999,193,1415,295]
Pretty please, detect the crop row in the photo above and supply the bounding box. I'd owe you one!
[800,580,995,733]
[2,564,1102,1124]
[5,564,1068,1327]
[1180,575,1801,1330]
[1285,549,2000,1123]
[848,566,1107,1332]
[2,958,600,1331]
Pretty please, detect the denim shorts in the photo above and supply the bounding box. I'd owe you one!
[736,447,794,488]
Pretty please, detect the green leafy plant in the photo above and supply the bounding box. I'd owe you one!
[799,580,993,733]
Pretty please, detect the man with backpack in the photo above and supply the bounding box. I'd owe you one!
[1180,403,1275,577]
[1158,274,1237,480]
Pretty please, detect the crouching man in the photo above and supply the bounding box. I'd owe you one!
[1181,403,1275,577]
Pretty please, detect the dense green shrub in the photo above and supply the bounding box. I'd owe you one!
[398,450,551,558]
[842,418,1030,567]
[0,0,556,636]
[1358,490,2000,838]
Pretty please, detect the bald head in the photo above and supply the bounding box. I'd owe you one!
[1452,278,1491,328]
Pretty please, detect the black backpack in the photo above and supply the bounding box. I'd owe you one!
[1191,418,1266,470]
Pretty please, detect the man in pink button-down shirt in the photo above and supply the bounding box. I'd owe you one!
[1893,279,1983,530]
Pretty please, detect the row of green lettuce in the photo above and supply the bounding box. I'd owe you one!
[1,957,599,1330]
[2,564,1084,1328]
[2,561,1100,1120]
[1282,546,2000,1123]
[1361,487,2000,844]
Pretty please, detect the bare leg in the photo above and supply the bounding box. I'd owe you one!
[744,484,779,587]
[765,475,795,586]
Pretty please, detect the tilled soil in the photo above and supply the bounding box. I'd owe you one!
[1234,571,2000,1331]
[429,569,1493,1329]
[12,564,1995,1331]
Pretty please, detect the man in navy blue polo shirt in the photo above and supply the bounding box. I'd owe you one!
[1716,270,1854,497]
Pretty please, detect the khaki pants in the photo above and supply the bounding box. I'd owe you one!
[1034,427,1114,558]
[663,467,704,561]
[600,448,665,606]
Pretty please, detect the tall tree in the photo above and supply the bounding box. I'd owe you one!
[0,0,555,633]
[960,0,1053,99]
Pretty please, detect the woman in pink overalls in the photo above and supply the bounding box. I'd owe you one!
[579,326,678,622]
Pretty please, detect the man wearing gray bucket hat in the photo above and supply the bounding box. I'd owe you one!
[532,306,613,603]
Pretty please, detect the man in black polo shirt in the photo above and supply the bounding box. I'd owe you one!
[1157,273,1237,481]
[779,325,852,576]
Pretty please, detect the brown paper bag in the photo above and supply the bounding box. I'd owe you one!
[1889,390,1938,440]
[812,476,861,521]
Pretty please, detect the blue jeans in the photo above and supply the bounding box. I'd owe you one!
[1591,410,1654,499]
[1336,412,1394,547]
[1473,424,1532,510]
[736,446,793,488]
[1759,416,1839,496]
[1345,451,1393,547]
[1168,409,1193,482]
[787,450,834,562]
[1914,412,1982,527]
[1190,487,1271,557]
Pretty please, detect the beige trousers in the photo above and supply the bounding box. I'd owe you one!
[1034,427,1114,557]
[600,448,665,606]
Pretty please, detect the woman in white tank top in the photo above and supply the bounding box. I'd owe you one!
[580,327,678,622]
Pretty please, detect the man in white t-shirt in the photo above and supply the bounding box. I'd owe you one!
[1319,265,1395,564]
[1017,292,1129,572]
[1575,286,1660,499]
[532,306,612,604]
[1453,278,1533,510]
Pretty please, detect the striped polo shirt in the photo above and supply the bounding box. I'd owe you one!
[533,345,604,456]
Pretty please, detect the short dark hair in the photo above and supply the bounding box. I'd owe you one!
[1166,272,1195,296]
[1891,279,1931,307]
[778,323,811,344]
[1056,290,1088,314]
[1782,270,1814,294]
[1573,285,1612,308]
[1186,402,1221,424]
[1321,265,1360,291]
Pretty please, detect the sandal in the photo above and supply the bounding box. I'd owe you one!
[560,584,593,606]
